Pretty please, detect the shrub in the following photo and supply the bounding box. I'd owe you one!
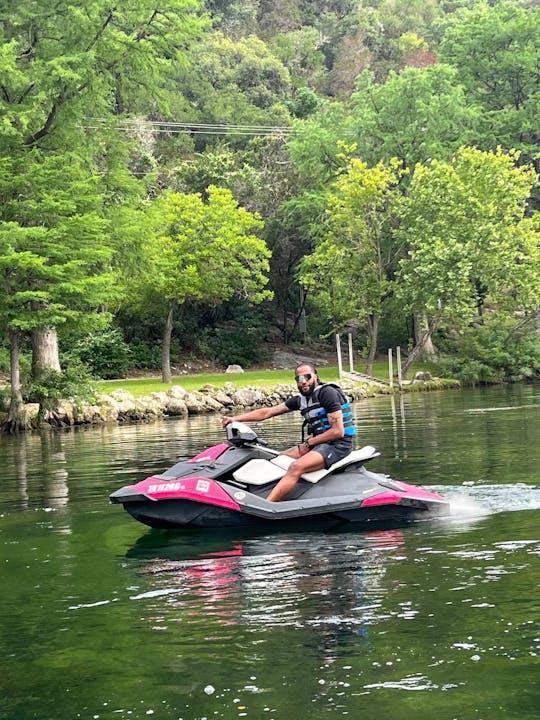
[65,328,131,379]
[197,301,270,367]
[436,317,540,384]
[0,384,11,409]
[202,323,267,367]
[128,340,163,370]
[0,346,10,374]
[26,365,97,411]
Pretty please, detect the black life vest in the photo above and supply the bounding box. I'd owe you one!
[299,383,356,438]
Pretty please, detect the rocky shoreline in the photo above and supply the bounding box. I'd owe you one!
[2,376,459,430]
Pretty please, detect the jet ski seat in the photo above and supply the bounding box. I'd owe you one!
[232,446,380,486]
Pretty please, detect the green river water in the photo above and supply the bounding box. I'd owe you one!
[1,383,539,720]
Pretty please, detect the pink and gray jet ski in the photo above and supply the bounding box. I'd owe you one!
[110,422,449,529]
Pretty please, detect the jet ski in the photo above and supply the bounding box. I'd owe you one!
[110,421,450,529]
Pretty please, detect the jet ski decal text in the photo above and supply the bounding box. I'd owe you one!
[148,482,184,493]
[147,480,211,494]
[132,475,242,511]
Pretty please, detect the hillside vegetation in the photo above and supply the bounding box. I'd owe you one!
[1,0,539,428]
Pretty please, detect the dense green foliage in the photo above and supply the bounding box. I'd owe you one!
[26,366,97,412]
[1,0,539,418]
[436,316,540,384]
[66,329,131,380]
[198,301,270,366]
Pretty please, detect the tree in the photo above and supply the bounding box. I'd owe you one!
[206,0,260,40]
[396,147,540,376]
[299,156,402,373]
[172,144,263,212]
[350,64,482,170]
[0,0,205,379]
[132,186,272,382]
[170,32,293,148]
[266,188,329,341]
[287,102,352,187]
[270,28,326,89]
[0,1,205,148]
[0,152,116,429]
[319,0,442,83]
[439,1,540,174]
[326,27,373,97]
[258,103,356,343]
[256,0,302,37]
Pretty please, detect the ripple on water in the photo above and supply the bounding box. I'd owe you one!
[363,674,461,691]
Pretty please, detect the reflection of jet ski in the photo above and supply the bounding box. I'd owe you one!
[110,422,450,529]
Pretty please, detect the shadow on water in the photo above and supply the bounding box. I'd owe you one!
[125,521,415,562]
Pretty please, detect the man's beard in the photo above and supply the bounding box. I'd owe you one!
[299,385,314,397]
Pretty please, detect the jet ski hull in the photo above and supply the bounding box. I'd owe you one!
[117,496,448,530]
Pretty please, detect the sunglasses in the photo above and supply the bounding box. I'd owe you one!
[295,373,313,383]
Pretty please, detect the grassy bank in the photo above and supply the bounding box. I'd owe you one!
[97,368,341,397]
[96,360,438,398]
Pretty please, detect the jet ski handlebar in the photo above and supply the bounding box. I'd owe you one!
[226,421,267,446]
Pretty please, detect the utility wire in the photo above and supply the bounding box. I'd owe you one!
[81,117,296,136]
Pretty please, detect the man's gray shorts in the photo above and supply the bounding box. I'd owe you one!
[311,439,353,469]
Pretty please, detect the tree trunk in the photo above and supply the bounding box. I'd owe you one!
[162,300,175,384]
[288,287,308,343]
[5,331,26,433]
[366,313,379,375]
[413,312,437,361]
[31,326,61,380]
[402,318,440,378]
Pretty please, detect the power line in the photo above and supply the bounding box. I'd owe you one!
[82,117,296,137]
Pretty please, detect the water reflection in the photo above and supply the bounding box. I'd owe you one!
[390,393,407,458]
[127,528,408,642]
[0,431,70,511]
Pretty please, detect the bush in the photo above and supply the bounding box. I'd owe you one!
[0,346,10,374]
[26,365,97,411]
[0,344,32,376]
[201,323,267,367]
[65,328,131,379]
[436,317,540,384]
[0,384,11,410]
[128,340,163,370]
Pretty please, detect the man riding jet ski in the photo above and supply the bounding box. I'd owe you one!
[110,365,450,529]
[222,363,355,501]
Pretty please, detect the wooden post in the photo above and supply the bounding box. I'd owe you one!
[348,333,354,373]
[336,334,343,378]
[388,348,394,388]
[396,346,402,390]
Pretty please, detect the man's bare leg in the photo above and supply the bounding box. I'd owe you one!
[266,450,325,502]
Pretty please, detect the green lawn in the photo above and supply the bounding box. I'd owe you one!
[97,368,338,397]
[97,360,437,398]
